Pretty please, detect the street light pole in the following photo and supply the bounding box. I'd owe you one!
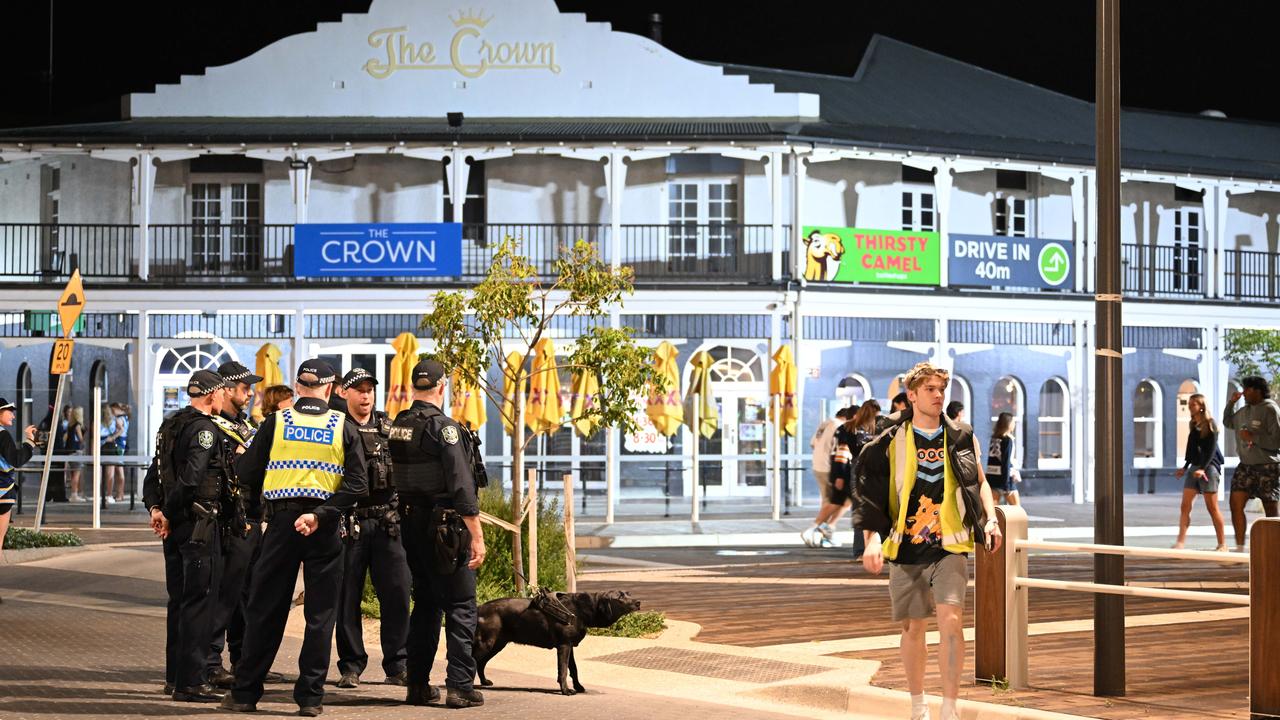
[1094,0,1126,697]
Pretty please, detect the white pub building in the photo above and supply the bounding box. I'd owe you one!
[2,0,1278,515]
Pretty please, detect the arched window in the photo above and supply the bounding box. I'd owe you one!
[91,360,109,398]
[1038,378,1070,469]
[15,363,32,431]
[836,374,871,409]
[948,375,972,421]
[1174,379,1200,462]
[990,376,1025,466]
[1224,380,1242,459]
[886,373,907,407]
[1133,379,1163,468]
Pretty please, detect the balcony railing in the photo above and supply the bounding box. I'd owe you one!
[1121,243,1206,298]
[0,224,1273,303]
[0,224,136,280]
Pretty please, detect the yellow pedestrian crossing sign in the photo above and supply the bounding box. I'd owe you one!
[57,270,85,339]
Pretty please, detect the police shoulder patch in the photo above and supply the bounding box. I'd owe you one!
[197,430,215,449]
[441,425,460,445]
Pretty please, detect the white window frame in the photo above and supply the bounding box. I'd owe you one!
[901,187,936,232]
[995,193,1031,237]
[664,178,741,262]
[836,373,872,409]
[188,173,265,270]
[1133,378,1163,468]
[1037,377,1070,470]
[1172,208,1202,292]
[948,374,972,420]
[990,375,1026,467]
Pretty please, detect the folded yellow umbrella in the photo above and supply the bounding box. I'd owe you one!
[526,337,563,435]
[501,351,526,435]
[386,332,419,419]
[770,345,799,437]
[646,341,683,436]
[252,342,284,422]
[450,370,487,431]
[684,350,719,439]
[569,369,601,437]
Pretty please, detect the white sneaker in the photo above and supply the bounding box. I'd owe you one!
[818,536,835,549]
[818,522,834,539]
[800,527,817,547]
[69,494,84,502]
[911,706,931,720]
[105,496,116,505]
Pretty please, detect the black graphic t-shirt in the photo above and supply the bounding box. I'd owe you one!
[892,425,950,566]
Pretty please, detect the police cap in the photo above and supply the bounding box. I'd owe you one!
[296,359,337,387]
[217,360,264,386]
[412,358,447,390]
[187,369,226,397]
[342,367,378,390]
[0,397,15,412]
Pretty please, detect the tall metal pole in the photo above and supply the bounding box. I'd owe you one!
[1094,0,1126,697]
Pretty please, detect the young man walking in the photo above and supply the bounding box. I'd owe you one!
[852,362,1001,720]
[1224,375,1280,550]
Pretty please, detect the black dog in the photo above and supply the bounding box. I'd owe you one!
[473,590,641,695]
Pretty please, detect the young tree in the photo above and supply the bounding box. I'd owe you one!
[421,237,662,591]
[1224,328,1280,395]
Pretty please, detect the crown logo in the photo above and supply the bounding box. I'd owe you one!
[450,8,491,28]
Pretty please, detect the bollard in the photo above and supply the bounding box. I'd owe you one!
[563,473,577,592]
[1251,518,1280,718]
[975,504,1028,689]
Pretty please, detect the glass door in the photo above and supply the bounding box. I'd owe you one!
[702,389,769,497]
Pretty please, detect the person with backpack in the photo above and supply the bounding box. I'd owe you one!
[1173,393,1226,551]
[840,400,880,560]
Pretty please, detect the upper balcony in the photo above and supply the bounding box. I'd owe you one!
[3,222,1276,303]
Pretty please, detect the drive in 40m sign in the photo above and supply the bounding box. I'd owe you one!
[801,226,940,286]
[949,234,1074,289]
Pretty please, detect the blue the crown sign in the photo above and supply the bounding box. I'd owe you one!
[293,223,463,278]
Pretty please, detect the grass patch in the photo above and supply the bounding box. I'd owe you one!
[587,611,666,639]
[4,526,83,550]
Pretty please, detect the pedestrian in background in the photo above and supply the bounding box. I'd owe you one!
[0,398,38,565]
[65,407,85,502]
[985,412,1020,506]
[843,400,881,560]
[1224,376,1280,551]
[803,405,855,548]
[945,401,964,423]
[261,385,294,416]
[1173,393,1226,551]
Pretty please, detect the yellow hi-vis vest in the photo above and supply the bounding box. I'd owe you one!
[263,408,345,502]
[882,422,974,560]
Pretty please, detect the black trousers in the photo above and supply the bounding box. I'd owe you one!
[401,505,477,690]
[231,509,343,709]
[335,516,410,677]
[207,522,262,673]
[163,520,223,689]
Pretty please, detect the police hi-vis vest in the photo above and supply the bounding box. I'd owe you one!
[0,455,15,506]
[882,423,974,560]
[263,408,345,502]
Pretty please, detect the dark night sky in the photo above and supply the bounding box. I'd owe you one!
[1,1,1278,128]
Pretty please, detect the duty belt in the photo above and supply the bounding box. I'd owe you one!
[268,498,323,515]
[353,504,393,519]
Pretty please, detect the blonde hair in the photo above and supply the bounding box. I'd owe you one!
[71,406,85,427]
[904,361,950,392]
[1188,393,1217,439]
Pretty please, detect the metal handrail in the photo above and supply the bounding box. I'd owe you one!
[1016,538,1248,564]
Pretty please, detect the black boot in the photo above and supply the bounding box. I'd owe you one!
[172,684,223,702]
[405,683,441,705]
[445,687,484,708]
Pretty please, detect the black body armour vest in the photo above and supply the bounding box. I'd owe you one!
[388,404,447,497]
[359,411,393,493]
[157,409,224,503]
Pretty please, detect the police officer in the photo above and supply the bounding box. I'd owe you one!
[142,369,235,702]
[0,397,37,590]
[334,368,411,689]
[222,359,367,717]
[390,359,486,708]
[205,360,272,688]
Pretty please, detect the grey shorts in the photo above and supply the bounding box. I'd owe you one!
[888,553,969,621]
[1182,466,1221,494]
[814,470,833,504]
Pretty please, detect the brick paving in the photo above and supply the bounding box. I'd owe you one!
[0,550,799,720]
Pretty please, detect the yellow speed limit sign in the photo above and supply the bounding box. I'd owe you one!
[51,338,74,375]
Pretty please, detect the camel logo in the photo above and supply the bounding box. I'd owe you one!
[803,230,845,281]
[364,10,561,80]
